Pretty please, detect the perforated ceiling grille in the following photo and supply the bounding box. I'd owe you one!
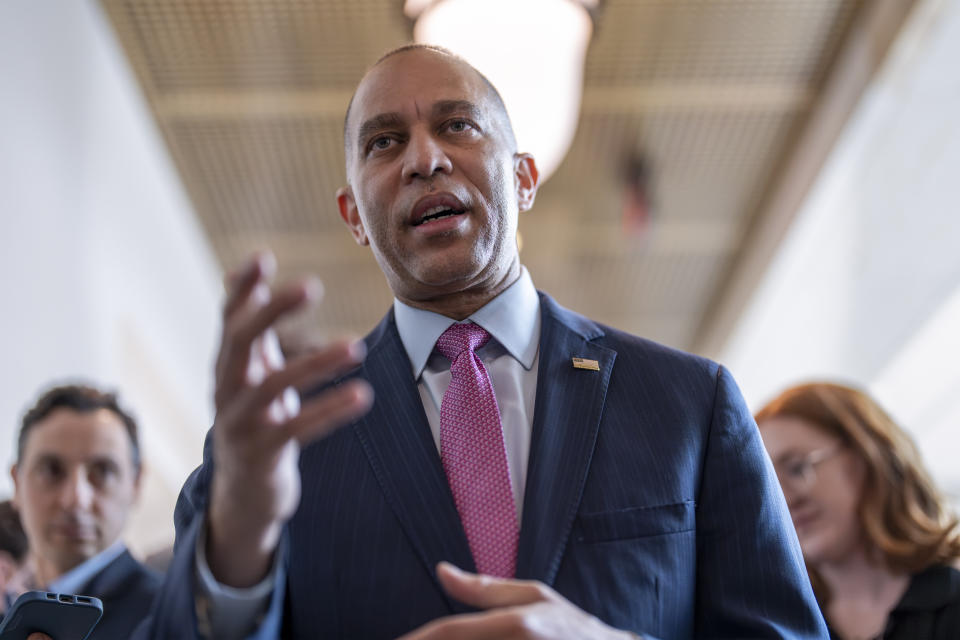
[587,0,856,84]
[116,0,409,90]
[102,0,863,350]
[169,117,347,234]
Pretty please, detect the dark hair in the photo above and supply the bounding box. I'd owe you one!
[756,382,960,602]
[19,384,141,471]
[0,500,27,563]
[343,43,518,158]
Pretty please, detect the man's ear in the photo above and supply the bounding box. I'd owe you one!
[10,464,20,510]
[132,463,144,501]
[336,186,369,246]
[514,153,540,212]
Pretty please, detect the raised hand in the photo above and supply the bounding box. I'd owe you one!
[205,253,373,587]
[398,563,638,640]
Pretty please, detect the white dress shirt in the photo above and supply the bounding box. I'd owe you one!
[393,266,541,520]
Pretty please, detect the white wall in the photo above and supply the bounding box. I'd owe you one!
[722,0,960,498]
[0,0,223,553]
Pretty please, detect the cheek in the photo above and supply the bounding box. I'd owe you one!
[359,170,395,208]
[487,161,513,213]
[356,197,395,244]
[92,496,128,532]
[829,461,867,512]
[16,497,50,540]
[20,481,52,511]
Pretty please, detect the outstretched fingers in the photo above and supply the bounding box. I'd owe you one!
[252,339,367,406]
[278,379,373,445]
[216,279,321,405]
[220,338,373,448]
[223,252,276,318]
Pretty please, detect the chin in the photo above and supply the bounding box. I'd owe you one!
[411,259,487,290]
[799,536,845,566]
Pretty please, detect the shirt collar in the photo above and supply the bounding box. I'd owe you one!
[393,266,540,379]
[46,541,126,595]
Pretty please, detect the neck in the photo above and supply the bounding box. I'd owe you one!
[399,261,522,320]
[32,554,69,588]
[816,547,911,640]
[817,546,909,604]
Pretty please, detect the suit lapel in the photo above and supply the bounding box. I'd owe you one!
[350,312,476,613]
[516,295,616,585]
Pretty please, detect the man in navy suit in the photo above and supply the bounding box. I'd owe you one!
[133,45,827,639]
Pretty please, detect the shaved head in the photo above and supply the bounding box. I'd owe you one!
[334,41,540,315]
[343,45,517,164]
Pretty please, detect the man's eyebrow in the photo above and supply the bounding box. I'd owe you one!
[432,100,483,121]
[90,454,121,467]
[356,112,405,148]
[29,453,63,466]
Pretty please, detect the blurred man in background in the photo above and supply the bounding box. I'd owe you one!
[11,384,160,639]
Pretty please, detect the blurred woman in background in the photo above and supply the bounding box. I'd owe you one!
[756,382,960,640]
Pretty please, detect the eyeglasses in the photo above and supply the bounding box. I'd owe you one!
[773,445,843,493]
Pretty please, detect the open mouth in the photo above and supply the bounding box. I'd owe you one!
[414,205,466,226]
[410,193,468,227]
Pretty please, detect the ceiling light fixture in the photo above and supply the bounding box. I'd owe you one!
[404,0,598,183]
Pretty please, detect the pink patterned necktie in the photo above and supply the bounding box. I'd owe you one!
[435,323,518,578]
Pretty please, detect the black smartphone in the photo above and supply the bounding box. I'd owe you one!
[0,591,103,640]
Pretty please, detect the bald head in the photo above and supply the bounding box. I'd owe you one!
[343,45,517,165]
[333,42,540,315]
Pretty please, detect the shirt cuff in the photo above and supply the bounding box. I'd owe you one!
[194,518,279,640]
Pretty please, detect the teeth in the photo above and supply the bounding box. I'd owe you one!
[417,204,462,224]
[423,205,449,217]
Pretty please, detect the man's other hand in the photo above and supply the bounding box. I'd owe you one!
[398,563,639,639]
[206,253,373,587]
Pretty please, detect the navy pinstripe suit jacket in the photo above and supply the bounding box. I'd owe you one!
[140,293,827,639]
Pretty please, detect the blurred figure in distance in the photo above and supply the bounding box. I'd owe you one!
[757,382,960,640]
[0,500,31,607]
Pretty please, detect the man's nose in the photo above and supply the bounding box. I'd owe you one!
[59,469,95,509]
[401,131,452,182]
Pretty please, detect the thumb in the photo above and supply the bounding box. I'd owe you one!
[27,634,53,640]
[435,562,556,609]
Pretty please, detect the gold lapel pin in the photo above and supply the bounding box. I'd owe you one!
[572,357,600,371]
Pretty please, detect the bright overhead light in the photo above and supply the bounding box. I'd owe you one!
[406,0,595,182]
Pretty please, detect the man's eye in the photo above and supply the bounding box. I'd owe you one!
[446,120,473,133]
[36,460,64,481]
[369,136,394,152]
[89,461,119,486]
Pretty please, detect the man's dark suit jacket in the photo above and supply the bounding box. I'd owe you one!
[142,293,828,639]
[79,549,161,640]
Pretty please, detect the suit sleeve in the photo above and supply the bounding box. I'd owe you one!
[130,436,288,640]
[694,366,828,638]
